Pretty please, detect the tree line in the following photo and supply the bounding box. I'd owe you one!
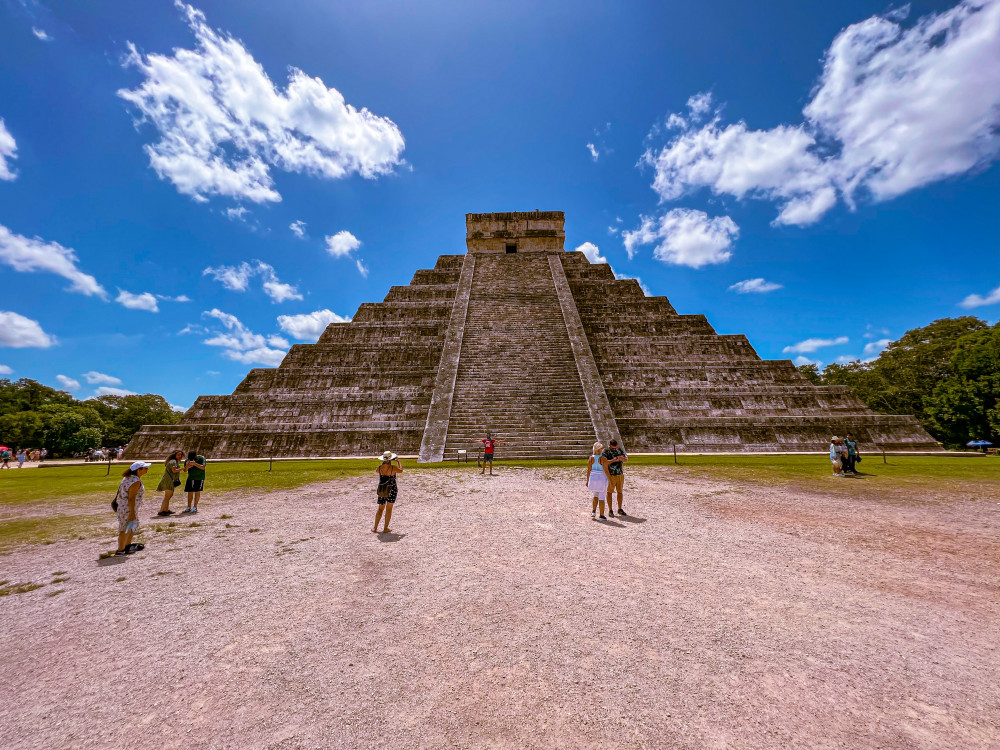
[797,317,1000,449]
[0,379,181,457]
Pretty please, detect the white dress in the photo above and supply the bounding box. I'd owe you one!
[587,457,608,494]
[115,475,144,533]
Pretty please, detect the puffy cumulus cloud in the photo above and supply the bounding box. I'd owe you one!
[623,209,738,268]
[959,284,1000,308]
[0,364,12,375]
[728,278,783,294]
[202,308,288,366]
[862,338,892,360]
[0,225,107,297]
[575,241,607,264]
[289,220,306,238]
[203,260,301,302]
[94,386,138,397]
[118,2,406,205]
[783,336,849,354]
[116,289,159,312]
[277,309,351,341]
[56,375,81,391]
[0,119,17,180]
[325,230,361,258]
[641,1,1000,226]
[83,371,122,386]
[0,312,55,348]
[224,206,249,222]
[793,355,823,367]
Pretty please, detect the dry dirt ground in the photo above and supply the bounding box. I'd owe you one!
[1,466,998,749]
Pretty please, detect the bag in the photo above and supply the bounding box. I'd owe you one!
[173,480,181,487]
[377,479,392,499]
[111,492,119,513]
[855,455,862,464]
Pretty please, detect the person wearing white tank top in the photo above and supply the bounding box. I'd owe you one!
[586,442,611,519]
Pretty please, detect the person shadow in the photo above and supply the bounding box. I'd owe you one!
[618,515,647,524]
[594,518,626,528]
[96,555,129,567]
[376,532,405,543]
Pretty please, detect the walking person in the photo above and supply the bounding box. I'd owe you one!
[829,437,845,476]
[602,439,628,517]
[473,431,509,475]
[587,442,611,519]
[16,449,26,468]
[844,432,860,474]
[115,461,151,556]
[155,450,184,516]
[373,450,403,533]
[182,451,207,513]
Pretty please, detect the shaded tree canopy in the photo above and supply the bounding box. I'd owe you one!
[0,379,181,456]
[797,317,999,448]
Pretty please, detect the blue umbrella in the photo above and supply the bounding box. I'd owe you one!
[967,440,993,446]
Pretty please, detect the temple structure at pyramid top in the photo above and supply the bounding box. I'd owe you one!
[126,211,938,460]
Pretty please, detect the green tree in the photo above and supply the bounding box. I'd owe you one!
[64,426,103,454]
[92,394,181,447]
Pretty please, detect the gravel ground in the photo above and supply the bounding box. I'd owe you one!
[1,465,998,749]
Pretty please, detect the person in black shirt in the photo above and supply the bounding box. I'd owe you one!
[602,439,628,517]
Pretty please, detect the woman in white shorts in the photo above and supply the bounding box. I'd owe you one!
[586,442,611,519]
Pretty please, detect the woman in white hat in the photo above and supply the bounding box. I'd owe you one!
[115,461,151,555]
[373,451,403,533]
[829,437,844,476]
[586,442,612,519]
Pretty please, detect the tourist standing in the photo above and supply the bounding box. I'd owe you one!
[373,450,402,533]
[473,431,508,475]
[602,439,628,517]
[829,437,844,476]
[844,432,860,474]
[115,461,151,556]
[587,442,611,519]
[155,450,184,516]
[183,451,207,513]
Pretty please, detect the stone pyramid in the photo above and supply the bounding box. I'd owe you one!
[126,211,938,460]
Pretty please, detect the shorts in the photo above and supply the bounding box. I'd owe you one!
[377,496,396,505]
[483,452,495,462]
[608,474,624,493]
[184,478,205,493]
[587,472,608,495]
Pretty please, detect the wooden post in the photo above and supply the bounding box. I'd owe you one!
[268,455,273,472]
[881,446,886,464]
[673,444,678,465]
[106,454,112,476]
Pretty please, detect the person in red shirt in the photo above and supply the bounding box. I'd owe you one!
[472,431,508,475]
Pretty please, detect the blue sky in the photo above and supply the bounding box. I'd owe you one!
[1,0,998,409]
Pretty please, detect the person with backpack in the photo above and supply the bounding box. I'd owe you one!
[114,461,151,556]
[182,451,207,513]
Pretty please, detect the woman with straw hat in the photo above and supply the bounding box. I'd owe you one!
[373,450,403,533]
[829,437,845,476]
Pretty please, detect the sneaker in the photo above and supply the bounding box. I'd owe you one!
[156,511,173,517]
[618,508,626,516]
[591,511,596,519]
[608,510,615,517]
[114,549,129,557]
[599,515,607,520]
[190,507,198,514]
[181,507,193,513]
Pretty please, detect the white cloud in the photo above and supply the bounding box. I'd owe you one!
[355,258,369,278]
[0,224,107,297]
[118,3,405,204]
[32,27,52,42]
[203,260,300,301]
[863,325,891,339]
[206,369,220,375]
[202,308,287,366]
[575,241,607,264]
[0,119,17,181]
[56,375,81,391]
[325,230,361,258]
[959,284,1000,309]
[289,220,306,238]
[613,272,652,296]
[686,91,713,118]
[224,206,249,222]
[169,402,187,412]
[83,371,122,386]
[586,142,599,162]
[607,225,619,236]
[0,364,13,375]
[783,336,849,354]
[0,312,55,348]
[277,309,350,341]
[641,1,1000,226]
[158,294,191,303]
[116,289,159,312]
[728,278,783,294]
[94,386,138,397]
[862,338,892,360]
[623,208,738,267]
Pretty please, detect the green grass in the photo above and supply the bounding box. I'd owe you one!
[0,513,107,554]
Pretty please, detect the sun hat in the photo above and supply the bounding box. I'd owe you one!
[830,436,841,442]
[380,451,397,461]
[129,461,152,471]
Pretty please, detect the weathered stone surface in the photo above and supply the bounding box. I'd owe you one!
[125,212,939,459]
